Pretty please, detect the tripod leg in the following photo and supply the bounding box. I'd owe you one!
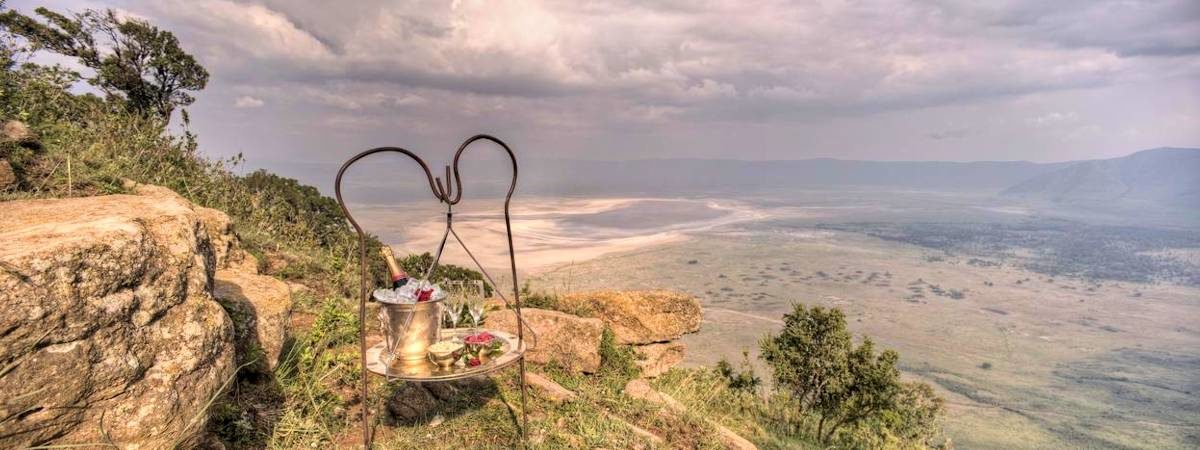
[519,356,529,448]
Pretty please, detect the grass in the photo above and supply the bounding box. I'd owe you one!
[653,369,822,450]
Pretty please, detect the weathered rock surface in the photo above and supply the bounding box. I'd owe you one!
[634,341,686,378]
[624,379,685,411]
[485,308,604,373]
[0,191,236,448]
[559,290,702,344]
[384,382,438,423]
[196,206,241,270]
[213,268,291,371]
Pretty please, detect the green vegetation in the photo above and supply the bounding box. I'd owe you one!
[715,351,762,393]
[0,6,207,119]
[597,327,641,386]
[398,251,494,297]
[760,304,946,448]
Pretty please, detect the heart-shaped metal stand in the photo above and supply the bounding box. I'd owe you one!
[333,134,530,448]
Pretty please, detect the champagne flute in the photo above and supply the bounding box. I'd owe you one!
[466,280,486,332]
[444,281,465,329]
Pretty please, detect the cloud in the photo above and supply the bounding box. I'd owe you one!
[1028,112,1078,126]
[234,96,265,108]
[149,1,1193,116]
[57,0,1196,162]
[927,129,970,140]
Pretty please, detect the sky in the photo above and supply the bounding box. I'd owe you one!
[9,0,1200,169]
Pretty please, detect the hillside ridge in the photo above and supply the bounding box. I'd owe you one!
[1000,147,1200,207]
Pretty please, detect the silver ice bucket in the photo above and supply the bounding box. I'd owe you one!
[375,295,443,367]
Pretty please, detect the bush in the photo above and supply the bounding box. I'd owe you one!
[597,327,639,386]
[396,251,494,297]
[760,303,944,446]
[519,283,560,310]
[715,351,761,393]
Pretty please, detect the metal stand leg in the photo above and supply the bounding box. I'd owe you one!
[334,135,526,450]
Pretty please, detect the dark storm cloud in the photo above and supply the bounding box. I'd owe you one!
[10,0,1195,162]
[130,0,1200,114]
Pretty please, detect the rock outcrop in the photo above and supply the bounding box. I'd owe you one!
[0,183,288,448]
[133,182,289,371]
[196,206,242,270]
[485,308,604,373]
[556,290,701,377]
[559,290,702,344]
[213,268,291,371]
[0,190,235,448]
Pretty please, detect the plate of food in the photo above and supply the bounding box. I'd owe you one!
[365,328,526,380]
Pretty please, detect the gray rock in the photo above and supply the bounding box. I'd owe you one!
[384,383,438,423]
[0,188,236,448]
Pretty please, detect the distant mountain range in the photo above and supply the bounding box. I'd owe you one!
[271,147,1199,209]
[1000,147,1199,208]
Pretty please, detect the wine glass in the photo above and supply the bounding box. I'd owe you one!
[466,280,486,332]
[444,281,466,329]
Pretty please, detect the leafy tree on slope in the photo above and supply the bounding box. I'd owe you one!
[0,6,207,119]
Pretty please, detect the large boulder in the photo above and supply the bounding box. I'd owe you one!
[213,268,291,371]
[0,190,236,448]
[485,308,604,374]
[558,290,702,344]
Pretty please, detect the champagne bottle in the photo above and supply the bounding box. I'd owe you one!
[380,245,410,288]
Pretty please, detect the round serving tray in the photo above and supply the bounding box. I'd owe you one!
[365,328,526,381]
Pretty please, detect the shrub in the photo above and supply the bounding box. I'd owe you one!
[397,251,493,297]
[519,283,560,310]
[760,303,943,446]
[597,327,639,386]
[715,351,761,393]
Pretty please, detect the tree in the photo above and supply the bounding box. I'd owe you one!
[0,7,207,119]
[760,304,853,414]
[760,303,943,445]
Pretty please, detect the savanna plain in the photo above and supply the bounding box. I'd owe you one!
[374,189,1200,449]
